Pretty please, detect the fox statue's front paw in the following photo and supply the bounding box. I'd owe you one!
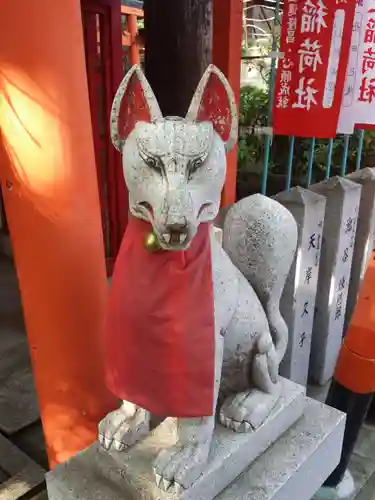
[99,406,150,452]
[153,440,210,493]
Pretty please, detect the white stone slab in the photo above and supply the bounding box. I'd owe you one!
[275,187,326,387]
[345,168,375,329]
[46,398,345,500]
[218,399,345,500]
[309,177,362,385]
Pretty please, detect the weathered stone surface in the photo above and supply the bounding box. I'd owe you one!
[218,398,345,500]
[345,168,375,329]
[309,177,362,385]
[97,379,305,500]
[0,256,40,436]
[0,433,45,500]
[223,194,298,310]
[275,187,326,386]
[46,397,345,500]
[0,341,39,435]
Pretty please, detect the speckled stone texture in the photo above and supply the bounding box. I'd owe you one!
[223,194,298,311]
[95,378,305,500]
[308,177,362,385]
[46,397,345,500]
[217,399,345,500]
[344,168,375,330]
[274,187,326,387]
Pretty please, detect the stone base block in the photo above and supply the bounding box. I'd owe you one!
[46,391,345,500]
[97,379,305,500]
[313,471,355,500]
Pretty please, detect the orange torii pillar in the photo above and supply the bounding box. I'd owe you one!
[0,0,117,467]
[128,13,141,66]
[213,0,242,206]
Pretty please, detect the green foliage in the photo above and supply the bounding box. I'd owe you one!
[239,85,268,128]
[237,85,375,188]
[137,18,144,30]
[242,38,273,86]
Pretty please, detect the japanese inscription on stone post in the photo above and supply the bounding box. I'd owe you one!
[309,179,362,385]
[277,188,326,387]
[332,209,358,325]
[292,218,324,384]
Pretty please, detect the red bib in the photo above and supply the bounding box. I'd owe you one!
[104,216,215,417]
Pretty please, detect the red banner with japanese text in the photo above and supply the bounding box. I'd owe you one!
[273,0,356,138]
[339,0,375,132]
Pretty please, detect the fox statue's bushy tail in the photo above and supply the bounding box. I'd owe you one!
[223,194,298,365]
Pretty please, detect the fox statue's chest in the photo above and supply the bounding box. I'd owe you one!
[102,216,216,417]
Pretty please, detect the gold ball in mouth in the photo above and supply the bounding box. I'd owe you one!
[143,231,162,253]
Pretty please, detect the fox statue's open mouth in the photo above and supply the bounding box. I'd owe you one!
[161,230,188,246]
[150,224,194,251]
[133,202,195,250]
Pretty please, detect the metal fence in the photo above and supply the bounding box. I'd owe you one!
[242,0,367,197]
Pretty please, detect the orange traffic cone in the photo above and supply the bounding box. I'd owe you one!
[324,249,375,486]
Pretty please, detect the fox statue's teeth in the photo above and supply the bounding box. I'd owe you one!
[171,233,180,245]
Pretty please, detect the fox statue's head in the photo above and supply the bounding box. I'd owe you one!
[110,64,238,250]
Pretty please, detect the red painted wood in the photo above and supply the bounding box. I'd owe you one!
[128,14,140,65]
[0,0,117,466]
[82,0,128,274]
[121,5,144,17]
[213,0,242,206]
[83,11,108,244]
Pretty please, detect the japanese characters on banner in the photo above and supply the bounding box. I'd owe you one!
[273,0,356,138]
[337,0,375,133]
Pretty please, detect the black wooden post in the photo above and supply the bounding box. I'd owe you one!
[324,381,374,487]
[143,0,212,117]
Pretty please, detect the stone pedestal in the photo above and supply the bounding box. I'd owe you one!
[46,389,345,500]
[95,379,304,500]
[274,187,326,387]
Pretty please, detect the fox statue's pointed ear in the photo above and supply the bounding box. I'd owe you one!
[110,65,163,152]
[186,65,238,152]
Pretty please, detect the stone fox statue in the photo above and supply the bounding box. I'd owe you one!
[99,64,298,493]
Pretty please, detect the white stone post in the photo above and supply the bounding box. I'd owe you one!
[308,177,362,386]
[344,168,375,329]
[274,187,326,387]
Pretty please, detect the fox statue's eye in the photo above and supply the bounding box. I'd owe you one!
[188,157,204,180]
[192,158,203,170]
[141,153,162,173]
[145,156,158,169]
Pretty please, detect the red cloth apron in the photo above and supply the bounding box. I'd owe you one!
[104,216,215,417]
